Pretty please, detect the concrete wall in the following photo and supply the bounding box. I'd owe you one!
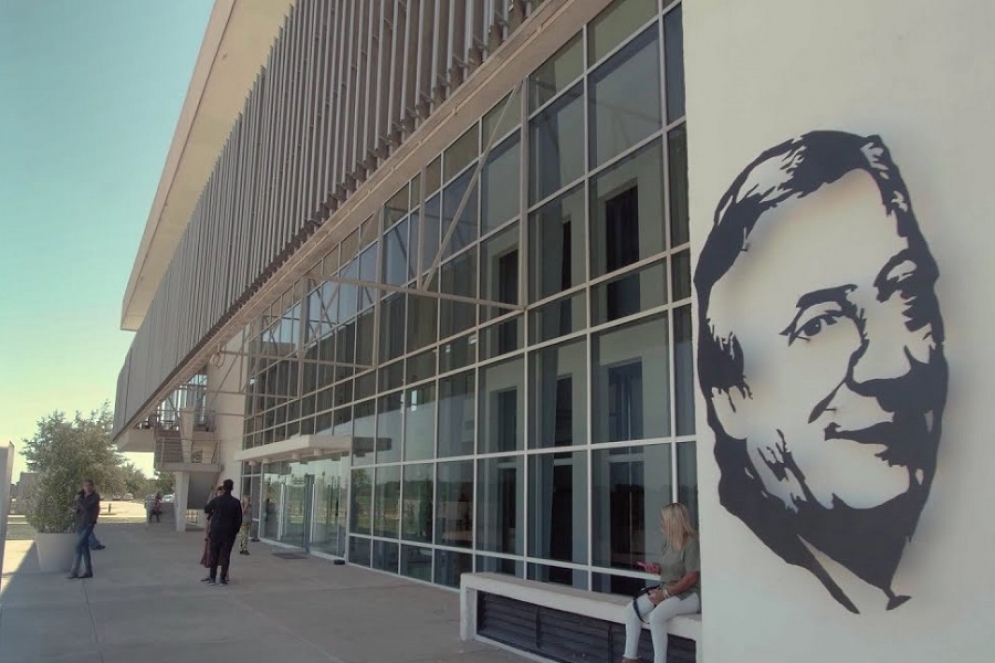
[207,332,248,497]
[686,0,995,660]
[0,444,14,579]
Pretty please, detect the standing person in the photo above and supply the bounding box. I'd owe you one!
[200,486,224,574]
[238,494,252,555]
[203,480,242,585]
[148,491,163,523]
[620,503,701,663]
[68,480,101,580]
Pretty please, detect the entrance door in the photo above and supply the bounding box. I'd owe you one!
[309,455,349,557]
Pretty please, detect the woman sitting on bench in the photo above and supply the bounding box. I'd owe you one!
[620,502,701,663]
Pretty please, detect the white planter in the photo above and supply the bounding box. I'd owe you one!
[34,532,77,573]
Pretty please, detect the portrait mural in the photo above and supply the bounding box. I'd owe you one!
[694,131,947,614]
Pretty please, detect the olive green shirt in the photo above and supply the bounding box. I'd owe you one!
[659,537,701,600]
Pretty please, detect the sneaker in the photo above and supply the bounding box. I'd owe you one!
[200,577,212,582]
[93,545,106,550]
[67,574,79,580]
[206,579,217,585]
[79,573,93,579]
[220,578,229,585]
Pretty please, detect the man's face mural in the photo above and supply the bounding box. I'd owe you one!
[696,131,947,612]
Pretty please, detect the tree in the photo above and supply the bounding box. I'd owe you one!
[22,404,124,532]
[114,461,147,497]
[151,470,175,496]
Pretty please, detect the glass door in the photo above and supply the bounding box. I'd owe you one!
[310,455,349,557]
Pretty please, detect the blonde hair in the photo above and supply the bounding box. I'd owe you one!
[661,503,696,551]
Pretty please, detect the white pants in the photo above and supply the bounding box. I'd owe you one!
[623,593,700,663]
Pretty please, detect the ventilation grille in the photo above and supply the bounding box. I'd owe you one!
[477,592,695,663]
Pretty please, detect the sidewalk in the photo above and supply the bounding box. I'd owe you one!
[0,521,522,663]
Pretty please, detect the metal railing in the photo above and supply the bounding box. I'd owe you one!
[153,434,221,468]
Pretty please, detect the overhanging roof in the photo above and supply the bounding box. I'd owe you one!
[232,434,352,464]
[120,0,295,331]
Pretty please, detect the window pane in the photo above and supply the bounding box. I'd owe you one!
[352,400,376,465]
[591,260,668,325]
[664,5,685,123]
[406,348,437,384]
[402,463,434,543]
[405,384,436,461]
[528,451,588,564]
[356,310,375,367]
[440,333,476,373]
[407,294,438,352]
[529,34,583,112]
[481,136,521,233]
[379,359,404,393]
[529,291,587,344]
[434,549,473,588]
[477,456,524,554]
[335,321,356,381]
[383,218,411,286]
[440,249,478,338]
[484,87,522,145]
[384,185,409,228]
[589,27,661,167]
[529,84,585,204]
[374,465,401,537]
[671,250,690,301]
[588,0,658,65]
[311,457,348,557]
[674,304,695,436]
[480,316,523,360]
[592,314,671,443]
[477,556,523,578]
[355,371,376,401]
[439,371,475,457]
[349,536,371,567]
[444,125,478,182]
[479,358,525,453]
[529,339,588,450]
[425,155,442,195]
[350,468,373,534]
[528,563,588,590]
[377,393,403,464]
[590,142,665,278]
[528,185,586,301]
[401,544,433,582]
[668,125,689,247]
[481,223,520,322]
[420,194,441,274]
[592,443,672,568]
[372,540,400,573]
[436,461,473,548]
[442,169,479,259]
[592,572,647,597]
[677,440,698,527]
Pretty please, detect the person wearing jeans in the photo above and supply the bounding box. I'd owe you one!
[69,480,101,580]
[620,503,701,663]
[88,529,105,550]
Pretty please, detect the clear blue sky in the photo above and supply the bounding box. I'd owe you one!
[0,0,214,479]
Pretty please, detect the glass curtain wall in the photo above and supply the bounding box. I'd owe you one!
[242,0,691,593]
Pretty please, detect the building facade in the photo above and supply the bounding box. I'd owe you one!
[114,0,995,661]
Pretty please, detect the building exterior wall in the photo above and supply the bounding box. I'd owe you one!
[686,0,995,659]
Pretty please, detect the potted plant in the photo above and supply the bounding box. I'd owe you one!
[25,472,77,572]
[21,405,124,573]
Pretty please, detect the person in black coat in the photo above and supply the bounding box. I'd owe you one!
[203,479,242,585]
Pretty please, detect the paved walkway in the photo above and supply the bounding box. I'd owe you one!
[0,522,521,663]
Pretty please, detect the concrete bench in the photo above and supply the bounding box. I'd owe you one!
[460,573,701,663]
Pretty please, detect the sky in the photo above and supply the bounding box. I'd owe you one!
[0,1,214,480]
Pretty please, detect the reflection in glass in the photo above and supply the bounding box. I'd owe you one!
[373,540,400,573]
[674,305,695,436]
[588,0,658,65]
[404,384,436,461]
[477,556,523,578]
[374,465,401,538]
[480,316,522,359]
[352,399,377,464]
[588,27,662,167]
[529,84,585,204]
[310,455,349,557]
[529,35,583,112]
[420,194,441,273]
[591,260,668,325]
[664,6,685,123]
[480,223,520,322]
[529,186,586,302]
[380,294,407,362]
[401,545,433,582]
[529,339,587,449]
[442,170,479,259]
[349,535,371,567]
[479,358,525,453]
[376,393,403,464]
[477,456,523,554]
[528,563,588,590]
[592,314,670,443]
[668,125,689,247]
[402,463,434,543]
[440,334,475,373]
[434,549,473,588]
[438,371,475,457]
[677,441,698,527]
[436,461,473,548]
[440,249,477,338]
[444,125,478,182]
[592,444,672,569]
[406,348,436,384]
[671,250,690,301]
[407,294,438,352]
[350,468,373,534]
[591,141,666,276]
[529,291,587,344]
[483,87,522,144]
[528,451,588,564]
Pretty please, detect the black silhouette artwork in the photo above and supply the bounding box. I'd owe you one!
[694,131,947,614]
